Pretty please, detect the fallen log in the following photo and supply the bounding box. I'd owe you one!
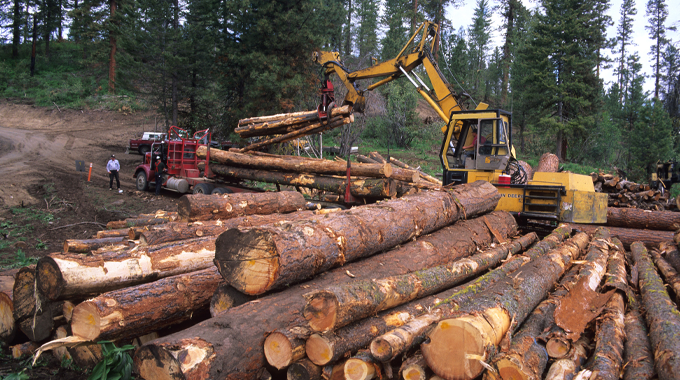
[265,326,311,370]
[566,223,673,249]
[63,236,127,253]
[215,182,500,295]
[605,207,680,230]
[622,293,655,380]
[356,154,378,164]
[140,211,315,246]
[421,232,590,380]
[178,191,306,222]
[12,266,64,342]
[106,214,176,230]
[37,236,217,301]
[370,224,573,363]
[97,228,138,239]
[288,358,323,380]
[536,152,559,173]
[659,241,680,274]
[207,164,396,199]
[631,241,680,380]
[302,232,538,332]
[0,291,14,347]
[210,283,255,317]
[197,146,393,179]
[70,267,221,342]
[133,211,518,380]
[650,248,680,304]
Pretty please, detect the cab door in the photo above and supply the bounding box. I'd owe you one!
[475,118,510,171]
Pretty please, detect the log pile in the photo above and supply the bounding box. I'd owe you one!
[590,171,673,210]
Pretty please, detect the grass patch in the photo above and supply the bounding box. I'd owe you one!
[0,250,39,270]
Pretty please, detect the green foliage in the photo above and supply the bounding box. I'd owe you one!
[0,250,39,269]
[1,369,30,380]
[629,100,674,181]
[88,341,135,380]
[362,83,422,148]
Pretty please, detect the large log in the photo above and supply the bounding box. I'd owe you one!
[302,232,538,332]
[305,235,537,367]
[197,146,393,179]
[63,237,127,253]
[207,164,397,199]
[631,241,680,380]
[235,106,352,138]
[215,182,500,295]
[369,224,574,363]
[659,241,680,274]
[178,191,306,222]
[605,207,680,230]
[536,152,559,173]
[622,293,655,380]
[421,232,590,380]
[70,267,221,342]
[133,211,518,380]
[37,236,217,301]
[650,248,680,304]
[567,223,673,249]
[12,266,63,342]
[141,210,315,246]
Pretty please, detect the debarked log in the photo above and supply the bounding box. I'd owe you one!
[37,236,217,301]
[133,211,518,380]
[70,267,222,342]
[631,241,680,380]
[421,232,590,380]
[208,164,397,199]
[302,233,538,332]
[197,146,394,179]
[605,207,680,231]
[178,191,306,222]
[63,237,127,253]
[215,182,501,295]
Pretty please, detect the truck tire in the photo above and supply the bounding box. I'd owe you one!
[192,183,215,194]
[211,187,233,195]
[136,171,149,191]
[138,145,150,155]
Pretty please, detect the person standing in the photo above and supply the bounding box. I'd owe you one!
[154,156,167,196]
[107,155,123,193]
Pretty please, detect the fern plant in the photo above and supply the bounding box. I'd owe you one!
[88,342,135,380]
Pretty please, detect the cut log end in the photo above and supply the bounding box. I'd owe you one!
[495,357,530,380]
[369,337,394,362]
[306,333,334,366]
[288,359,322,380]
[36,258,63,300]
[215,229,279,295]
[545,338,571,359]
[264,331,296,369]
[134,345,185,380]
[402,366,426,380]
[70,302,101,341]
[303,291,338,332]
[0,291,15,345]
[344,358,376,380]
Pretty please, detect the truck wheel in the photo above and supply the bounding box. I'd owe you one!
[211,187,233,195]
[139,145,150,155]
[193,183,215,194]
[136,172,149,191]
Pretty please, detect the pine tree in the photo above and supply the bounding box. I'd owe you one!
[355,0,378,64]
[467,0,492,100]
[613,0,636,98]
[630,99,673,180]
[661,44,679,100]
[592,0,613,78]
[646,0,676,99]
[380,0,409,61]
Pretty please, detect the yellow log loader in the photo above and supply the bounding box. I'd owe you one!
[313,21,607,224]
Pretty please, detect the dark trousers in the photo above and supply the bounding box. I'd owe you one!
[109,171,120,189]
[155,175,163,195]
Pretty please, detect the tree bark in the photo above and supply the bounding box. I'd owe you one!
[650,248,680,305]
[197,146,393,179]
[11,0,20,58]
[140,211,315,246]
[12,266,65,342]
[606,207,680,231]
[208,164,396,199]
[536,153,559,173]
[622,294,655,380]
[369,224,574,363]
[106,215,176,230]
[631,241,680,380]
[288,359,323,380]
[97,227,142,239]
[215,182,500,295]
[235,106,352,138]
[37,236,217,301]
[177,191,306,222]
[659,241,680,274]
[567,223,673,249]
[133,211,518,380]
[108,0,116,93]
[209,283,254,317]
[303,233,537,332]
[70,267,221,342]
[586,292,625,380]
[63,237,127,253]
[238,116,353,153]
[421,233,590,380]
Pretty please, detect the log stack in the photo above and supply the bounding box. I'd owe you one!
[590,171,673,210]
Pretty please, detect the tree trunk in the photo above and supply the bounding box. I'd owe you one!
[106,213,177,229]
[11,0,20,58]
[63,237,127,253]
[622,294,655,380]
[536,153,559,173]
[356,154,378,164]
[133,211,518,380]
[30,15,36,76]
[108,0,116,93]
[606,207,680,231]
[197,146,393,179]
[567,223,673,249]
[210,283,254,317]
[12,266,63,342]
[631,241,680,380]
[97,227,142,239]
[177,191,306,222]
[37,236,217,301]
[303,233,537,332]
[369,225,573,363]
[264,326,310,369]
[141,210,315,246]
[288,359,323,380]
[586,292,625,380]
[0,291,15,347]
[215,182,500,295]
[70,267,221,342]
[421,233,590,380]
[208,164,396,199]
